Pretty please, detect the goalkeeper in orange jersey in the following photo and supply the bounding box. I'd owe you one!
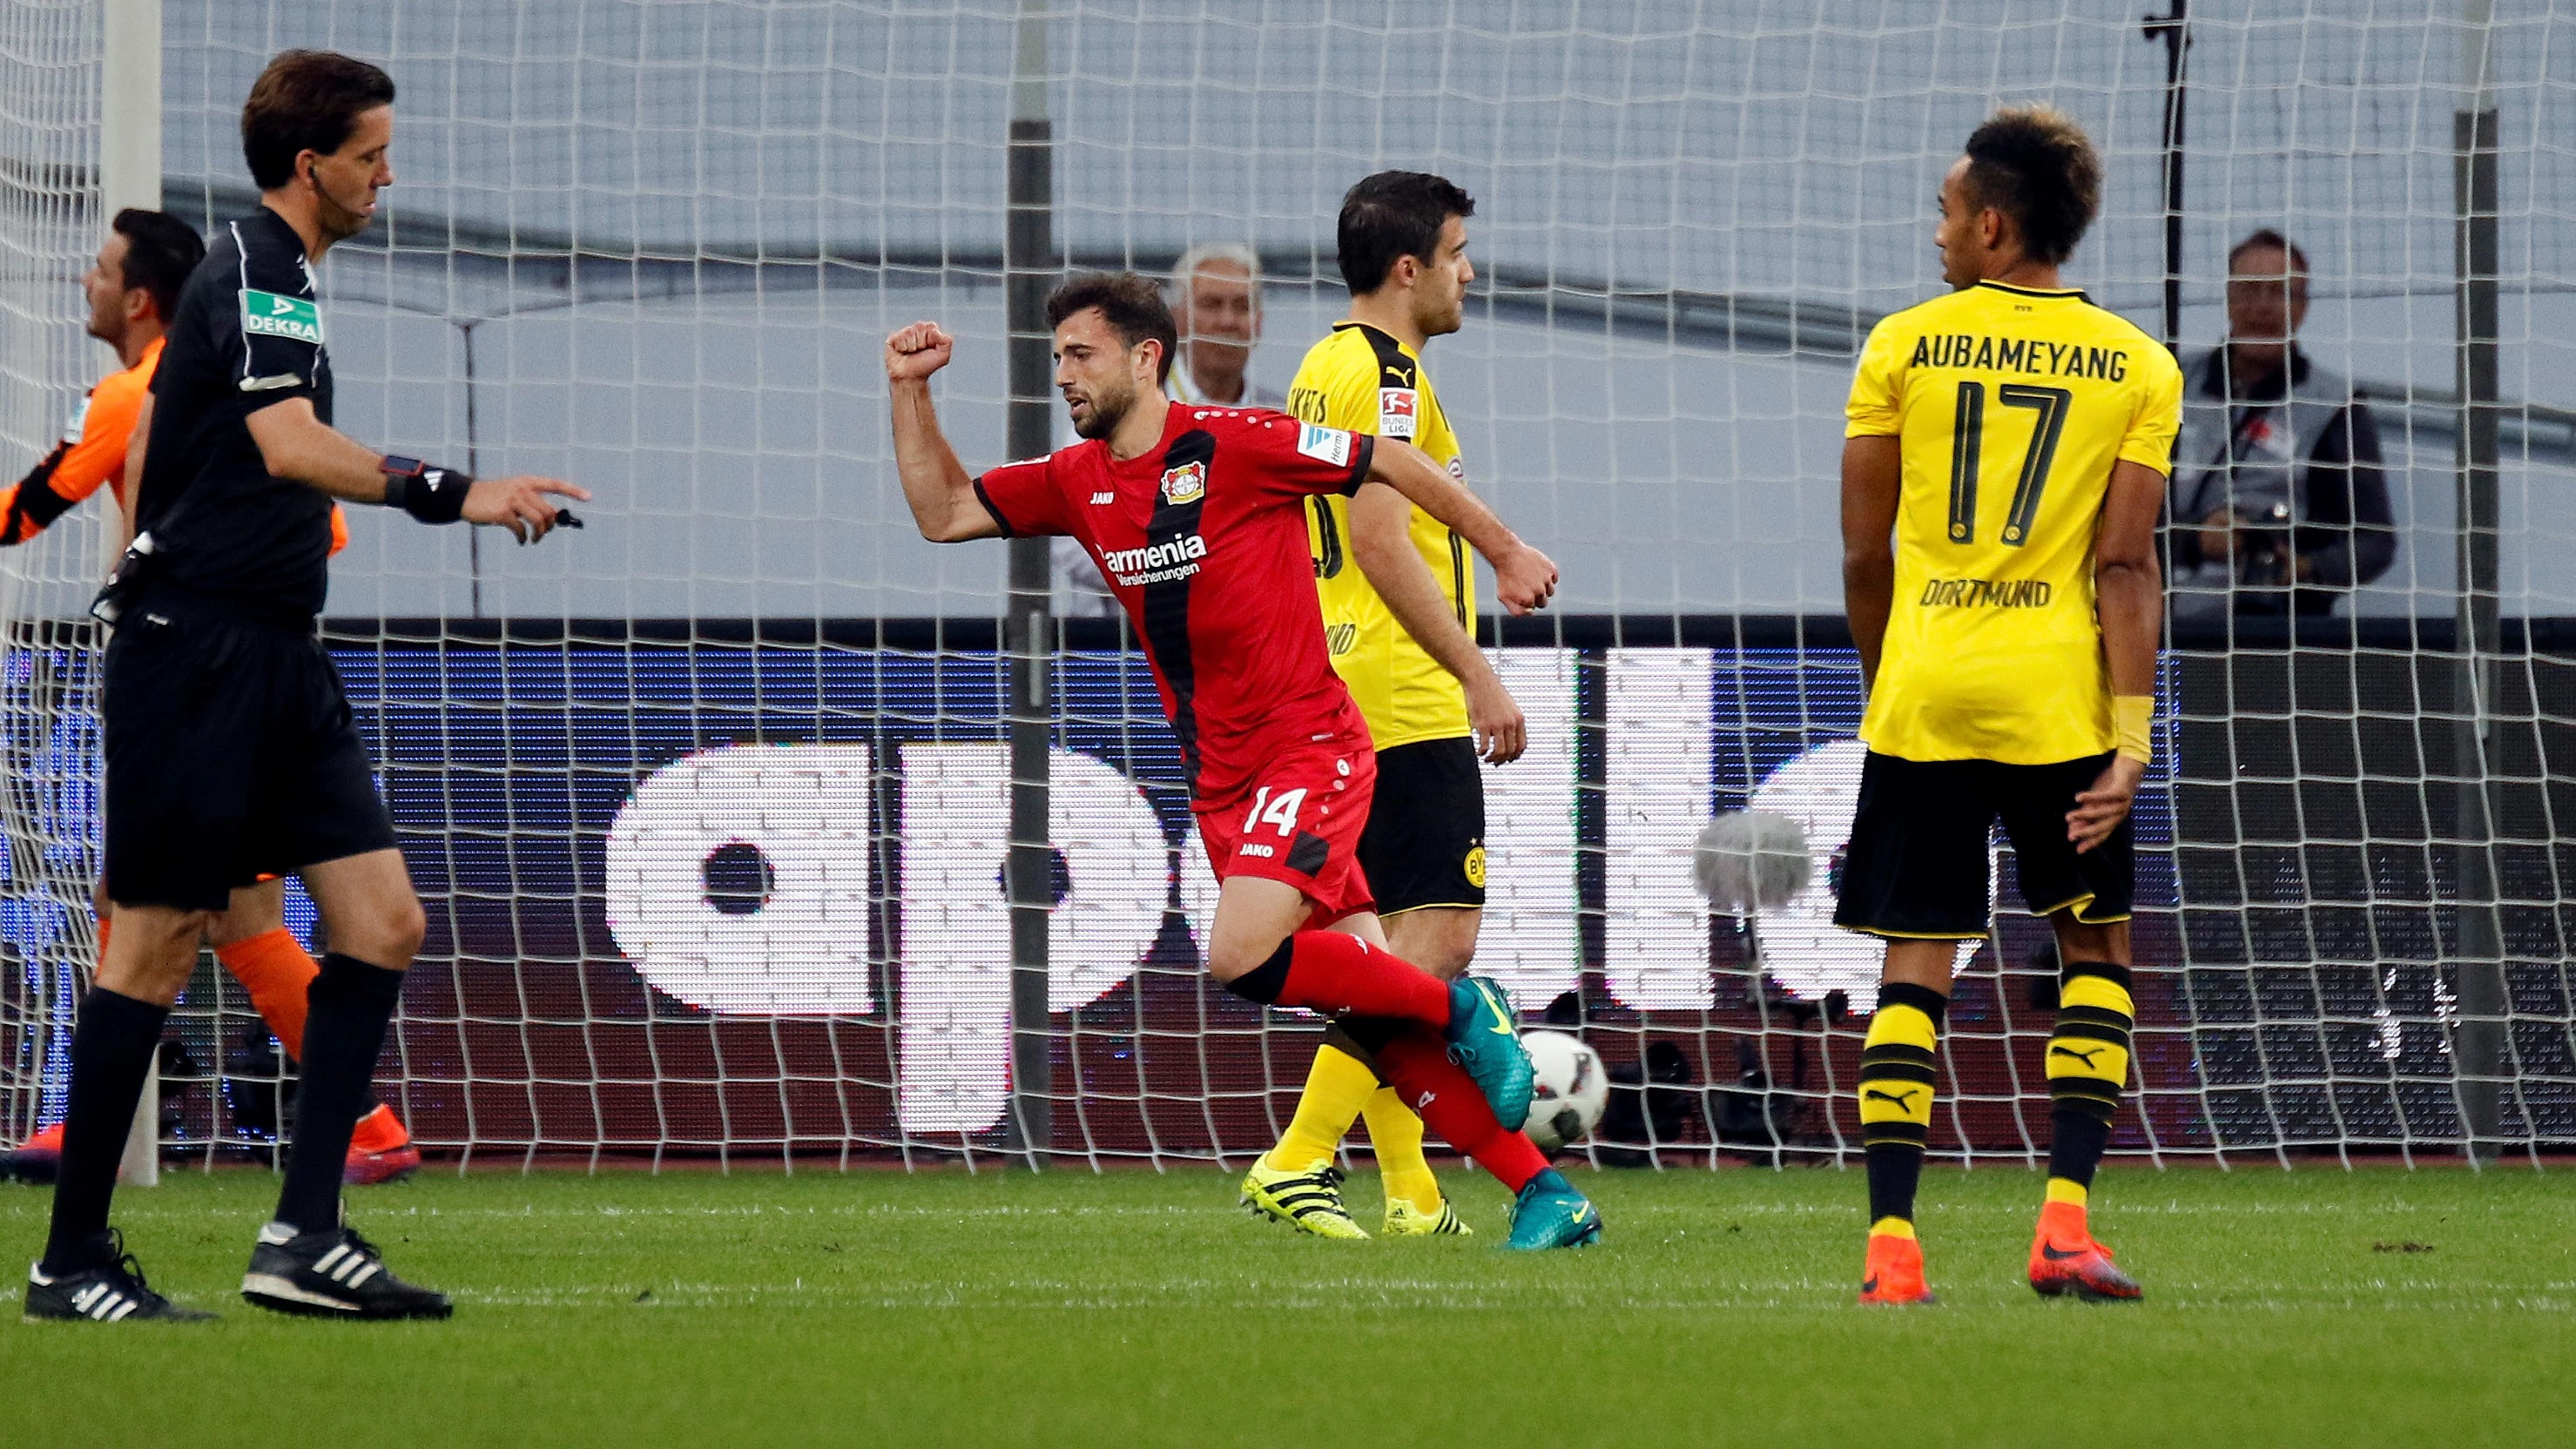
[0,208,416,1190]
[1237,171,1526,1238]
[1837,105,2179,1305]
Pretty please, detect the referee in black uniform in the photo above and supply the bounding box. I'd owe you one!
[24,50,585,1323]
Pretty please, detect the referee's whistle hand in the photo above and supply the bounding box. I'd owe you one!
[2067,755,2146,854]
[465,475,592,544]
[1493,543,1558,617]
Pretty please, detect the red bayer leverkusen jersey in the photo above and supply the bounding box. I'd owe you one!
[974,405,1378,808]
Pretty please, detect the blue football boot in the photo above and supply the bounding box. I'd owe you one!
[1444,974,1534,1130]
[1503,1169,1604,1251]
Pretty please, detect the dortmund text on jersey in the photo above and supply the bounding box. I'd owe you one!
[1845,281,2183,765]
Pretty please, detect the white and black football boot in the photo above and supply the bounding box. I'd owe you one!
[240,1222,452,1320]
[24,1231,217,1322]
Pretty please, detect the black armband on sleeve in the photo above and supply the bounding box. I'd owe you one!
[2,444,78,543]
[379,455,472,524]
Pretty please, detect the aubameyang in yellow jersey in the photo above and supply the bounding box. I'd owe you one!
[1844,281,2182,765]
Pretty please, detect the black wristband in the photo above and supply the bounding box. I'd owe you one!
[379,455,472,525]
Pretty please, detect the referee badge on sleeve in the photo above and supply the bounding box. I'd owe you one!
[240,288,323,345]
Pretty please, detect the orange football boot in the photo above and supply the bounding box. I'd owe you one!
[2,1121,65,1183]
[2028,1200,2141,1302]
[343,1103,422,1186]
[1858,1230,1938,1305]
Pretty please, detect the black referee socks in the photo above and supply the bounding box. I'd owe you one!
[43,986,170,1273]
[274,954,408,1233]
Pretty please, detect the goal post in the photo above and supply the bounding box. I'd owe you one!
[98,0,154,1187]
[0,1,2569,1174]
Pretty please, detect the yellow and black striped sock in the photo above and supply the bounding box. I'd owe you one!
[2045,961,2135,1204]
[1858,981,1946,1233]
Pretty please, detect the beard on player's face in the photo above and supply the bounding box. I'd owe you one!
[1068,368,1136,440]
[82,237,130,347]
[1416,284,1463,339]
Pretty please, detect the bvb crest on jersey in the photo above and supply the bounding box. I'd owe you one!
[1159,460,1206,506]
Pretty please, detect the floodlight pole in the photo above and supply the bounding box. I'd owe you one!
[1002,0,1056,1169]
[100,0,159,1189]
[2451,0,2507,1163]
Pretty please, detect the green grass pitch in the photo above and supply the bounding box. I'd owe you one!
[3,1163,2567,1446]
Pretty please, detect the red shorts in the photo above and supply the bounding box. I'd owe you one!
[1195,739,1378,926]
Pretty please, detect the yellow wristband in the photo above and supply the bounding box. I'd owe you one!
[2114,695,2155,765]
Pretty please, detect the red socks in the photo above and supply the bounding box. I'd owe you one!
[1273,931,1450,1028]
[1377,1033,1549,1194]
[1220,931,1537,1190]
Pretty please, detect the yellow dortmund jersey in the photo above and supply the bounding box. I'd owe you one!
[1845,281,2182,765]
[1289,321,1473,750]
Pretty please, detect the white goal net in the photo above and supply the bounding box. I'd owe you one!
[3,0,2570,1170]
[0,0,108,1149]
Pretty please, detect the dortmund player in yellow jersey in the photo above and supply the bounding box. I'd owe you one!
[1838,106,2181,1305]
[1238,171,1535,1240]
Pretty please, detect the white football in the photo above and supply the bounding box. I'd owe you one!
[1521,1029,1609,1152]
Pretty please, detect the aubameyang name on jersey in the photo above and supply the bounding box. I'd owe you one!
[1920,576,2053,609]
[1912,334,2130,381]
[1103,533,1207,587]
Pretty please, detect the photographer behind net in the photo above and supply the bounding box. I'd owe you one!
[2166,230,2397,621]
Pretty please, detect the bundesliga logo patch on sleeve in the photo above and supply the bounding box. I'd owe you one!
[240,288,323,345]
[1377,388,1419,439]
[1296,423,1352,467]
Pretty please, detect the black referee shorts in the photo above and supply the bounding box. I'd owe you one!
[1357,736,1487,916]
[103,601,398,912]
[1832,750,2133,940]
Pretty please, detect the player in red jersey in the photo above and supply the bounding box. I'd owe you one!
[888,273,1600,1248]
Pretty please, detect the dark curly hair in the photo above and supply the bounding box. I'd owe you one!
[1961,104,2101,266]
[1045,272,1177,383]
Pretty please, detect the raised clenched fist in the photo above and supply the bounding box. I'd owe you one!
[885,322,954,382]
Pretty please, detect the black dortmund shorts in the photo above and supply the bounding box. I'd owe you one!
[1832,750,2134,940]
[1357,736,1487,915]
[103,601,399,912]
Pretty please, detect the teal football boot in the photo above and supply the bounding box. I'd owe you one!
[1444,975,1534,1129]
[1503,1169,1604,1251]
